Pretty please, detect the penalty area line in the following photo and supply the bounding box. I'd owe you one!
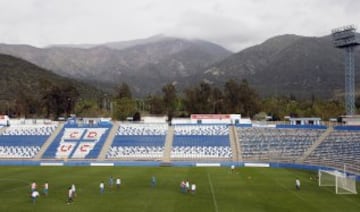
[207,172,219,212]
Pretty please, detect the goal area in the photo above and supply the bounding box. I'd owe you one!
[318,169,357,194]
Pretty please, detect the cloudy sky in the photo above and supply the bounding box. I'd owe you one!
[0,0,359,51]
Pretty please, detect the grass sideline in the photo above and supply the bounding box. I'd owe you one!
[0,166,359,212]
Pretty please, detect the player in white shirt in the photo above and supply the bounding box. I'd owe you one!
[31,190,39,204]
[116,178,121,190]
[191,184,196,194]
[185,180,190,192]
[71,184,76,198]
[100,181,105,194]
[31,181,37,192]
[231,165,235,173]
[296,178,301,191]
[67,187,73,204]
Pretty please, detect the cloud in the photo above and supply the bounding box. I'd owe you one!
[0,0,359,51]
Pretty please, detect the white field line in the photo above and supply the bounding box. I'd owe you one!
[207,172,219,212]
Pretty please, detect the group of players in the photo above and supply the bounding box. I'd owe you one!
[180,180,196,194]
[30,166,302,205]
[29,174,197,205]
[30,176,122,205]
[30,181,49,204]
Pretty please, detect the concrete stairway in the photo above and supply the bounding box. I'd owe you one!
[229,125,242,162]
[0,126,7,134]
[97,121,120,161]
[162,126,174,163]
[34,122,64,160]
[296,127,334,163]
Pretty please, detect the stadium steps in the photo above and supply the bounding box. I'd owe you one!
[97,121,119,160]
[33,122,64,160]
[229,125,242,162]
[0,126,7,134]
[296,126,334,163]
[162,126,174,163]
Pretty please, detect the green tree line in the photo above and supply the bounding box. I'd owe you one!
[1,79,347,121]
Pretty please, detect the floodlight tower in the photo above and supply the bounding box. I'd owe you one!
[331,25,360,115]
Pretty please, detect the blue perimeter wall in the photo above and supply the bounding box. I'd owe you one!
[0,160,359,181]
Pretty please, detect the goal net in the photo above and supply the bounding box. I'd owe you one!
[318,169,357,194]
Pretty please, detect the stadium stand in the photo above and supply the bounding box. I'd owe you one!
[42,120,111,160]
[237,126,324,162]
[171,125,232,160]
[0,124,57,159]
[106,123,167,160]
[304,127,360,174]
[1,117,359,176]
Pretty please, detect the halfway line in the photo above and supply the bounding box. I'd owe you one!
[207,172,219,212]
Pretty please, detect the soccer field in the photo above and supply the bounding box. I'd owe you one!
[0,166,359,212]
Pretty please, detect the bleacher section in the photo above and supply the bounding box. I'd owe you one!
[0,119,359,175]
[42,122,111,160]
[106,123,167,160]
[0,124,57,159]
[171,125,232,160]
[304,128,360,173]
[237,127,324,162]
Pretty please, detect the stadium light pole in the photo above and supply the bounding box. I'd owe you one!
[331,25,360,115]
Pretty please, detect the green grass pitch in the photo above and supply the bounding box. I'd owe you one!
[0,166,359,212]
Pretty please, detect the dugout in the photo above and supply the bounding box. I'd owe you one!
[289,117,322,126]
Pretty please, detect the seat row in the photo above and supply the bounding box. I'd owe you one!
[106,146,164,159]
[171,146,232,159]
[305,130,360,170]
[174,125,229,136]
[117,123,168,136]
[0,125,57,136]
[237,127,324,162]
[0,146,40,158]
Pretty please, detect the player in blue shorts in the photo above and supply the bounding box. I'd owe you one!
[151,176,156,187]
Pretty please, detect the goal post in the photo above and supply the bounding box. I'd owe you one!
[318,169,357,194]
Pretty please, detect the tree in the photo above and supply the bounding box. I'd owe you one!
[212,87,225,114]
[183,87,199,114]
[40,83,80,119]
[223,79,241,113]
[162,83,177,122]
[74,99,102,117]
[116,82,132,99]
[112,97,137,120]
[238,79,261,117]
[146,95,165,114]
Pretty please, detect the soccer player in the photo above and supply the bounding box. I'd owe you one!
[67,187,73,204]
[100,181,105,194]
[151,176,156,187]
[296,178,301,191]
[43,182,49,196]
[231,165,235,173]
[31,190,39,204]
[185,180,190,192]
[71,184,76,198]
[116,178,121,190]
[180,180,186,193]
[191,184,196,194]
[31,181,37,192]
[109,176,114,189]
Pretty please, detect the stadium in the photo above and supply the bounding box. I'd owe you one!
[0,114,359,211]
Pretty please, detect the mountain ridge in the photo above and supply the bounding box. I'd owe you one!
[1,34,360,98]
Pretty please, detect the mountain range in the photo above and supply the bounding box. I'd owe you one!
[0,34,359,98]
[0,54,102,102]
